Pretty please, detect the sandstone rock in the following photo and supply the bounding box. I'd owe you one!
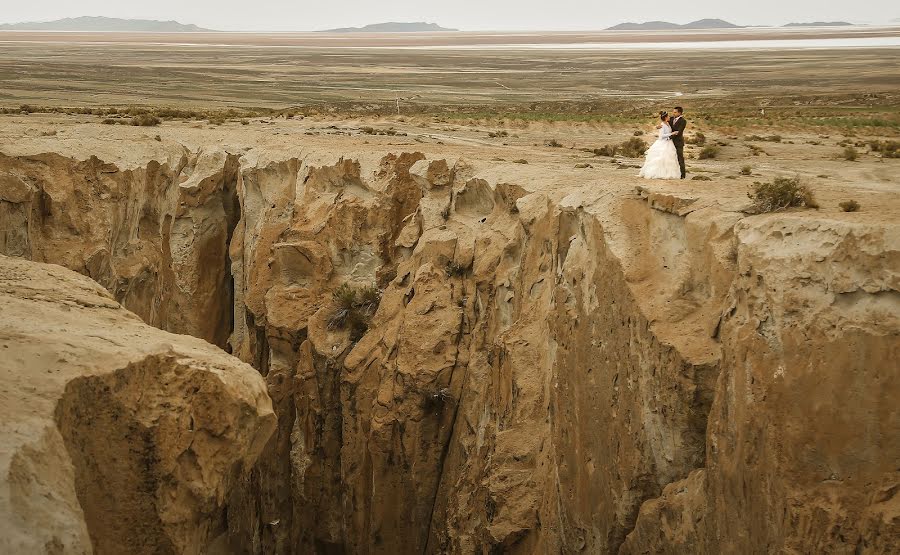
[2,143,896,554]
[0,150,240,348]
[0,255,275,555]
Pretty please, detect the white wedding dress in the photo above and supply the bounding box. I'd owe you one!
[639,123,681,180]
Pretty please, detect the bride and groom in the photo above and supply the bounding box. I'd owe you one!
[639,106,687,180]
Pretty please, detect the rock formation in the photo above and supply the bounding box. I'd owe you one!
[0,255,275,554]
[1,145,896,553]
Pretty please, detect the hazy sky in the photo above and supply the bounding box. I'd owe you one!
[1,1,896,31]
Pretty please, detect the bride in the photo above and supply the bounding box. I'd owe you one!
[639,111,682,180]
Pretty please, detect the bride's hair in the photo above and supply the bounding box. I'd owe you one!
[659,111,668,121]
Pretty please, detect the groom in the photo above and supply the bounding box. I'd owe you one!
[670,107,687,179]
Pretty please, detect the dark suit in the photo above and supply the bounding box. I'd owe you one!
[670,116,687,178]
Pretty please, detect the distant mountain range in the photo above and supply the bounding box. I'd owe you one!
[0,16,212,32]
[783,21,853,27]
[320,22,457,33]
[608,19,741,30]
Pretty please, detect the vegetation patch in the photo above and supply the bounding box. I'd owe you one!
[842,146,859,161]
[131,114,161,126]
[698,145,720,159]
[586,137,647,158]
[867,140,900,158]
[328,283,382,341]
[686,131,706,146]
[839,200,861,212]
[747,177,819,213]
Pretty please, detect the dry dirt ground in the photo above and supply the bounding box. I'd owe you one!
[1,111,897,222]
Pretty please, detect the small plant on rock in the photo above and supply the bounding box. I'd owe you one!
[445,260,467,277]
[328,283,382,341]
[747,176,819,214]
[422,387,453,414]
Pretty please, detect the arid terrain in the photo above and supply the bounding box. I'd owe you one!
[1,29,898,554]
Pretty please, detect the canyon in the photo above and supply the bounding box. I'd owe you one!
[0,119,898,554]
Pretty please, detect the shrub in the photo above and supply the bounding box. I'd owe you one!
[686,131,706,146]
[633,130,644,136]
[839,200,860,212]
[545,139,563,148]
[691,175,712,181]
[620,137,648,158]
[740,165,752,176]
[698,145,720,160]
[101,118,118,125]
[747,177,818,213]
[513,159,528,164]
[842,146,858,161]
[868,140,900,158]
[747,144,767,156]
[488,130,508,138]
[328,283,381,341]
[586,137,647,158]
[131,114,161,126]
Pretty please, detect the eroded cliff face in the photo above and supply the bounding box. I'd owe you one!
[0,150,240,348]
[0,255,275,555]
[1,148,896,554]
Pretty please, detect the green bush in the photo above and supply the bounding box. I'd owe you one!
[747,177,818,213]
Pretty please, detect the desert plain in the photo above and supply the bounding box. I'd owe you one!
[1,26,898,555]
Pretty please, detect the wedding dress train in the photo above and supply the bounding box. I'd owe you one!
[639,123,681,180]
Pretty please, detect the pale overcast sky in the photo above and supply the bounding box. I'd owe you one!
[1,1,896,31]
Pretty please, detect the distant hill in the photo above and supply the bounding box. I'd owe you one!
[0,16,212,32]
[608,19,741,31]
[784,22,854,27]
[321,22,457,33]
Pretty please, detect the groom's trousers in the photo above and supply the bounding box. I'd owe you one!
[674,144,686,178]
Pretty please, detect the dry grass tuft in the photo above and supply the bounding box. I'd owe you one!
[747,177,819,213]
[698,145,720,159]
[328,283,382,341]
[839,200,860,212]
